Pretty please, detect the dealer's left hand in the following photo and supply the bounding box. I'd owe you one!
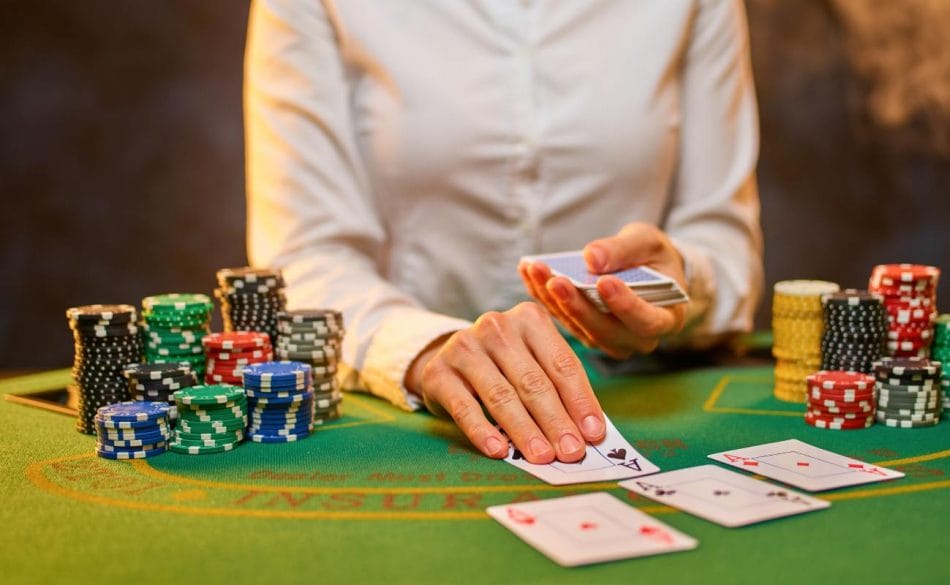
[518,222,688,359]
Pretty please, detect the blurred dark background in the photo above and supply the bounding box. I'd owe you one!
[2,0,949,368]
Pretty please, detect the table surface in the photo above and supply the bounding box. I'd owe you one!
[2,346,948,585]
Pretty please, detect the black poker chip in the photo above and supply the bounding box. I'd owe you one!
[66,304,138,324]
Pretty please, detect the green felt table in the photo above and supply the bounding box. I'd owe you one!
[2,347,948,585]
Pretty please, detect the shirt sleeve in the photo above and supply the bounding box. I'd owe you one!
[665,0,765,347]
[244,0,471,411]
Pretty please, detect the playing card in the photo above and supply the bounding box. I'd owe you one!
[619,465,829,527]
[520,251,689,310]
[501,416,659,485]
[486,492,698,566]
[707,439,906,492]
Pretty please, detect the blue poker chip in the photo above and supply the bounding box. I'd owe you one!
[97,401,169,422]
[246,393,313,406]
[249,417,313,429]
[249,405,312,417]
[244,380,310,392]
[96,441,167,453]
[96,446,168,459]
[248,424,314,436]
[244,387,309,399]
[250,400,312,409]
[96,434,169,448]
[94,415,168,430]
[249,415,311,426]
[96,427,171,441]
[248,429,312,443]
[241,361,311,385]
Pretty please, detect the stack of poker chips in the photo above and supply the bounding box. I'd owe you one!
[275,309,344,420]
[202,332,273,385]
[67,304,142,434]
[243,361,316,443]
[215,267,287,343]
[873,357,943,428]
[868,264,940,358]
[804,371,876,430]
[170,384,248,454]
[820,290,886,374]
[142,293,213,379]
[933,315,950,412]
[771,280,840,402]
[95,401,171,459]
[123,362,198,425]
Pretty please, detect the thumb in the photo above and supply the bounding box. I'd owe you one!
[583,223,665,274]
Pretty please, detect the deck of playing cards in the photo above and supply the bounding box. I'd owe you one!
[520,251,689,312]
[487,493,698,566]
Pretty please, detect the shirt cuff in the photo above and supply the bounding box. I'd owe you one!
[358,306,472,411]
[668,236,716,338]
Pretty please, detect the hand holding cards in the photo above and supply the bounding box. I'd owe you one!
[520,251,689,312]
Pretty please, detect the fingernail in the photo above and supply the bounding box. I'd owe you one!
[599,277,620,299]
[587,245,607,271]
[485,436,505,456]
[559,433,582,455]
[582,415,605,439]
[529,436,554,459]
[549,281,569,301]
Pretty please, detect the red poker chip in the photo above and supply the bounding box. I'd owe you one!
[870,264,941,285]
[886,313,936,327]
[882,296,934,310]
[807,399,874,412]
[204,373,244,385]
[887,339,931,352]
[887,327,933,341]
[201,332,271,350]
[808,387,875,402]
[206,353,273,368]
[806,407,874,419]
[806,371,875,391]
[872,284,936,297]
[804,412,875,429]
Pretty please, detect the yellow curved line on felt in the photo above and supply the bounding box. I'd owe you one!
[132,458,622,495]
[25,453,670,520]
[873,449,950,467]
[822,478,950,502]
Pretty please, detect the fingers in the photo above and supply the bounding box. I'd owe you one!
[421,360,510,459]
[442,325,557,464]
[419,302,606,464]
[545,276,643,359]
[519,261,596,346]
[517,306,606,444]
[479,314,589,462]
[597,276,686,349]
[583,222,667,274]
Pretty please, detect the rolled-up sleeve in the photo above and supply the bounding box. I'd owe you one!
[244,0,470,410]
[666,0,764,345]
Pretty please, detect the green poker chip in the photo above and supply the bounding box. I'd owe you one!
[177,417,247,434]
[174,384,245,406]
[143,293,214,313]
[173,430,245,446]
[169,440,239,455]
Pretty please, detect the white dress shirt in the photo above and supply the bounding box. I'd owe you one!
[244,0,764,410]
